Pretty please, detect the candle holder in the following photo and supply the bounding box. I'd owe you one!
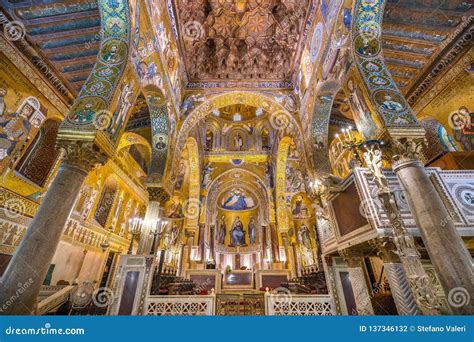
[335,126,364,168]
[127,216,143,255]
[308,179,325,208]
[150,218,167,255]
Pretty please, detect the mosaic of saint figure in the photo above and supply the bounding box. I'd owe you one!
[164,222,180,247]
[167,199,183,218]
[70,102,95,123]
[202,162,214,188]
[222,189,254,210]
[248,217,256,244]
[234,134,243,151]
[217,215,226,245]
[230,216,246,247]
[381,95,403,112]
[450,106,473,151]
[0,93,33,161]
[298,224,312,250]
[292,195,309,218]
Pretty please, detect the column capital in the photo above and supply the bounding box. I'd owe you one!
[147,186,170,204]
[368,238,400,263]
[57,140,108,174]
[339,248,365,268]
[389,136,426,169]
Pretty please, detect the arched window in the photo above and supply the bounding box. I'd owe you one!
[205,130,214,151]
[94,177,118,228]
[15,119,60,187]
[129,144,146,172]
[262,128,270,150]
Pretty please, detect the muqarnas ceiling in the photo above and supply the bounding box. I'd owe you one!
[174,0,311,88]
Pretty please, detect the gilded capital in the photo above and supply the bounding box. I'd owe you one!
[339,248,365,268]
[147,186,170,204]
[389,136,427,168]
[57,140,108,173]
[368,238,400,263]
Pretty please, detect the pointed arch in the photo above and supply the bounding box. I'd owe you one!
[171,91,309,182]
[310,80,341,176]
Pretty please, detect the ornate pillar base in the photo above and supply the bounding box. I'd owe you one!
[394,157,474,315]
[0,141,105,314]
[341,250,374,315]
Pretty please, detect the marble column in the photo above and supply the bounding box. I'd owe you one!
[392,142,474,315]
[137,186,169,255]
[282,233,296,278]
[370,239,420,315]
[0,141,106,314]
[341,250,374,315]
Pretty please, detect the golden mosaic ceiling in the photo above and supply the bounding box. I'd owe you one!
[173,0,311,88]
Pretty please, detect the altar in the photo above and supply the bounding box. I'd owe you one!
[222,270,254,290]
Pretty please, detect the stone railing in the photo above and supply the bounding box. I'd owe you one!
[144,292,216,316]
[36,285,75,315]
[63,213,129,252]
[264,291,335,316]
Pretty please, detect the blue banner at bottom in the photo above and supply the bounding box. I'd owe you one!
[0,316,472,342]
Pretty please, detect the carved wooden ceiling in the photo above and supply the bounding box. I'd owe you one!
[381,0,473,96]
[172,0,312,89]
[1,0,101,96]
